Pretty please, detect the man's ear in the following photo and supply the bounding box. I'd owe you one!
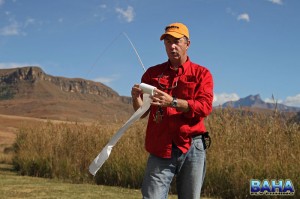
[186,40,191,49]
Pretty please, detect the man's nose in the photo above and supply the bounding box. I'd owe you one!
[171,44,176,49]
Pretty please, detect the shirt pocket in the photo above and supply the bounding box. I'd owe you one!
[174,76,197,99]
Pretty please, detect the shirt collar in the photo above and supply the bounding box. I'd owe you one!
[167,56,190,76]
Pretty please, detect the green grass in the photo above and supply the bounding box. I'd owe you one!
[0,164,212,199]
[0,164,179,199]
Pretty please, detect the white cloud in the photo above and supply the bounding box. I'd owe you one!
[237,13,250,22]
[93,74,120,85]
[264,97,283,104]
[226,7,236,16]
[227,8,250,23]
[93,4,108,21]
[0,0,4,6]
[0,63,40,69]
[0,13,28,36]
[93,77,115,84]
[283,94,300,107]
[213,93,240,107]
[0,22,22,36]
[115,6,135,23]
[1,11,43,36]
[24,17,36,27]
[268,0,283,5]
[100,4,107,9]
[264,94,300,107]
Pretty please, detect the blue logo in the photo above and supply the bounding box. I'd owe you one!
[250,179,295,196]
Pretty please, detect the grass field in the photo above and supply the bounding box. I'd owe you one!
[0,115,145,199]
[1,109,299,198]
[0,115,190,199]
[0,115,144,199]
[0,164,179,199]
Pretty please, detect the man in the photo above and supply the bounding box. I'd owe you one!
[131,22,214,199]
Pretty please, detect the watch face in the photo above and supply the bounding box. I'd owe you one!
[172,98,177,107]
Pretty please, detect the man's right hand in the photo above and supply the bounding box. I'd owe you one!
[131,84,143,99]
[131,84,143,111]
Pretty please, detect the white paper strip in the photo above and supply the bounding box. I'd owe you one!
[89,88,154,176]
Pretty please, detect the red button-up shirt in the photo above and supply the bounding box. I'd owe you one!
[141,57,214,158]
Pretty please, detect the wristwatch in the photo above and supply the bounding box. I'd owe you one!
[171,97,178,108]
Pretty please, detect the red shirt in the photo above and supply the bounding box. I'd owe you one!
[141,57,214,158]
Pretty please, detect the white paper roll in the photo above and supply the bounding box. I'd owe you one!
[139,83,156,96]
[89,93,152,176]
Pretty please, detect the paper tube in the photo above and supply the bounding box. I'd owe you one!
[139,83,156,96]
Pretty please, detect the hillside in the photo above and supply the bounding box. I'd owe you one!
[0,66,133,122]
[222,94,300,112]
[1,66,299,123]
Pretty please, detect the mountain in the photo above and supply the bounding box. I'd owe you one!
[1,66,298,122]
[0,66,134,122]
[222,94,300,112]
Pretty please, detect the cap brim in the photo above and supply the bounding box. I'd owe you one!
[160,32,184,40]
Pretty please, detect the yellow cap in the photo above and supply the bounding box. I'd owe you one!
[160,22,189,40]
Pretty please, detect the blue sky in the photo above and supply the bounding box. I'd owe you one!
[0,0,299,107]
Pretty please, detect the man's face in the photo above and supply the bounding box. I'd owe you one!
[163,35,190,63]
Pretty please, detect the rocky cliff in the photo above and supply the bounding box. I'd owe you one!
[0,66,131,102]
[0,66,133,122]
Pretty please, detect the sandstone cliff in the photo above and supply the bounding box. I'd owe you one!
[0,66,133,122]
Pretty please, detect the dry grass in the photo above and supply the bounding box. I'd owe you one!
[0,115,20,164]
[0,114,80,163]
[204,108,300,198]
[12,120,148,185]
[3,108,300,198]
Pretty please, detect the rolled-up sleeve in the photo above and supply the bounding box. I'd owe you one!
[183,69,214,119]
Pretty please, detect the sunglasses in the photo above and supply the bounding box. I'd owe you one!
[158,73,178,90]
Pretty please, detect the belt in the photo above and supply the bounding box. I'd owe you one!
[191,134,203,140]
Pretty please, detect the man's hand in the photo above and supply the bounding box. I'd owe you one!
[151,88,190,112]
[131,84,143,111]
[131,84,143,99]
[151,88,173,107]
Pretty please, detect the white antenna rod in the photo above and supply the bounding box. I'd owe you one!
[123,32,146,72]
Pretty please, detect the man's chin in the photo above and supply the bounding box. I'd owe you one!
[169,53,179,58]
[170,56,180,61]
